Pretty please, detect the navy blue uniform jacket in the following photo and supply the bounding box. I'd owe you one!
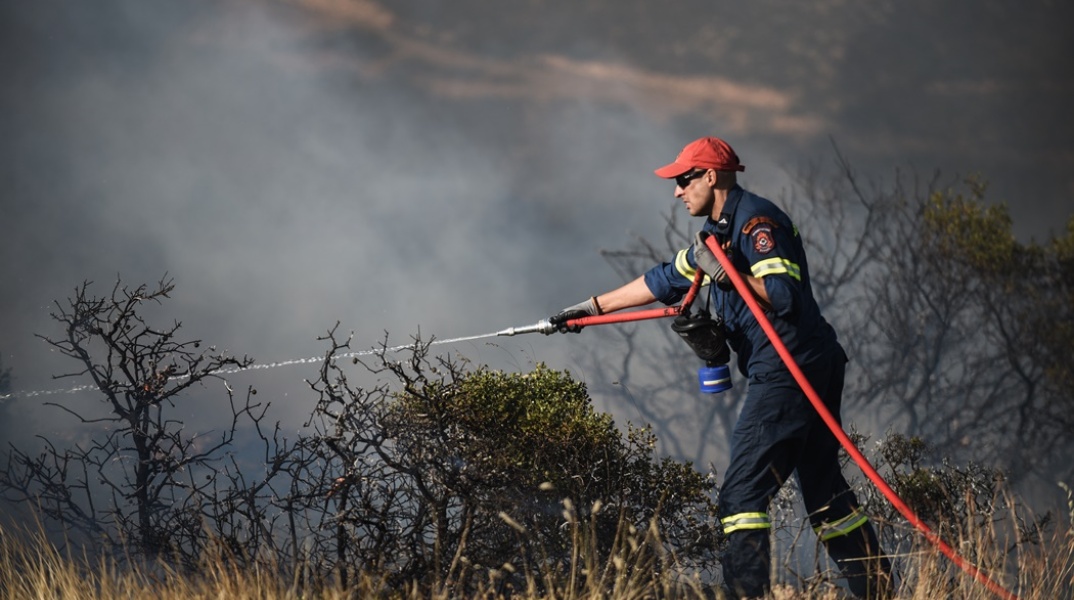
[643,185,842,377]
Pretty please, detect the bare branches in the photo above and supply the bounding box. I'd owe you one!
[1,275,269,563]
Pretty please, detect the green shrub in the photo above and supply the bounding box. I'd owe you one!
[300,334,721,596]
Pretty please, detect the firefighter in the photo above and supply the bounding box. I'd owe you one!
[547,136,892,599]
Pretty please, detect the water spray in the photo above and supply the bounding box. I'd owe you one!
[0,316,636,400]
[0,271,708,402]
[0,328,541,400]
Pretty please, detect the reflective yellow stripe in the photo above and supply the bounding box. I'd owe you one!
[674,249,696,279]
[750,257,801,281]
[675,248,712,285]
[813,510,869,542]
[721,512,771,534]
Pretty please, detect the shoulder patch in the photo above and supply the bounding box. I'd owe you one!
[752,226,776,254]
[743,216,778,254]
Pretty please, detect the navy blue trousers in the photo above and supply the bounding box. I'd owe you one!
[718,350,891,598]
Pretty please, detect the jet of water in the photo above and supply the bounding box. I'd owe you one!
[0,329,515,400]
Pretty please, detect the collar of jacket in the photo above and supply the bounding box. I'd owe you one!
[712,185,745,242]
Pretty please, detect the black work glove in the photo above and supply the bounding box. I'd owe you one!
[693,231,733,291]
[548,297,601,334]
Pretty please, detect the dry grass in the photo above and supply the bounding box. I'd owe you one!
[1,492,1071,600]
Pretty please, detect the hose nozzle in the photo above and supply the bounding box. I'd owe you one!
[496,319,556,336]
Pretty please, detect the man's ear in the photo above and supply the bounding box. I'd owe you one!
[706,169,718,187]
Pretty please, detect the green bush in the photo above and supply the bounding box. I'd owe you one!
[301,334,721,596]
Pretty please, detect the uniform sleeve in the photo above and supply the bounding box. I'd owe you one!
[738,217,804,318]
[643,247,699,305]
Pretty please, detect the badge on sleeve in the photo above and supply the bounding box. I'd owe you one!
[743,216,778,254]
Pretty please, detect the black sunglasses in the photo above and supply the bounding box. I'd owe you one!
[675,169,708,188]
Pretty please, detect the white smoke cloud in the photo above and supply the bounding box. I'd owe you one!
[2,0,1071,466]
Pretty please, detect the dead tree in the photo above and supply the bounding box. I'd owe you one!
[0,276,265,562]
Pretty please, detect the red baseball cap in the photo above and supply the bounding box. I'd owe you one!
[654,136,746,178]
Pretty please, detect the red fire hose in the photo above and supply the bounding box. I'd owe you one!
[698,236,1018,599]
[561,238,1019,600]
[567,268,707,329]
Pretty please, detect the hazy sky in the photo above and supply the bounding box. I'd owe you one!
[2,0,1071,454]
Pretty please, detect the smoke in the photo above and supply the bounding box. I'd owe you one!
[0,0,676,435]
[1,0,1072,466]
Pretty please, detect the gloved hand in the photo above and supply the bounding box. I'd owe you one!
[547,297,602,334]
[694,231,732,291]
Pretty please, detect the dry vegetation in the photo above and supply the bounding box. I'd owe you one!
[1,174,1070,600]
[2,486,1071,600]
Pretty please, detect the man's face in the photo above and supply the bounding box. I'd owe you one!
[674,169,716,217]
